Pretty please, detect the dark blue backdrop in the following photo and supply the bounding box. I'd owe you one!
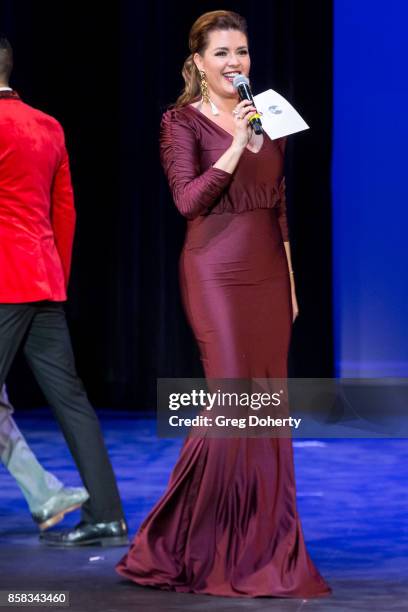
[333,0,408,377]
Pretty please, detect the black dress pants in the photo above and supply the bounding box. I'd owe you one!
[0,301,124,524]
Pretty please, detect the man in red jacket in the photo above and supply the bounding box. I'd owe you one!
[0,36,127,546]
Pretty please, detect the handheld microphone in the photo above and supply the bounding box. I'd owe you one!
[232,75,263,135]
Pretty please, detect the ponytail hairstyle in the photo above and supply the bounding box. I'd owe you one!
[175,10,248,107]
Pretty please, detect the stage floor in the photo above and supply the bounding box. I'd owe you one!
[0,410,407,611]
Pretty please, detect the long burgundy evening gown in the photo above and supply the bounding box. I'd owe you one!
[116,105,331,598]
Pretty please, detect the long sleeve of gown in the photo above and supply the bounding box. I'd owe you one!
[160,109,232,219]
[275,137,289,241]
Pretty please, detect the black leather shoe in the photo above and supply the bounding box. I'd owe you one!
[40,519,129,547]
[31,487,89,531]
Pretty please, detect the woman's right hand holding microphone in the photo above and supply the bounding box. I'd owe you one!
[213,99,259,174]
[231,99,258,150]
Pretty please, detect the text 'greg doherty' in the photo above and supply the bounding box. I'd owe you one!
[169,415,302,429]
[168,389,284,411]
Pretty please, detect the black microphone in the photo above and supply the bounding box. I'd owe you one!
[232,75,263,135]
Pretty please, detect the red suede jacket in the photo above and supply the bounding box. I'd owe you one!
[0,91,76,302]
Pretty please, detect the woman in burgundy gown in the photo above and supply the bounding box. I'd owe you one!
[117,10,331,598]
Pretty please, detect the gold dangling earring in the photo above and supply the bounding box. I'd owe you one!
[199,70,210,103]
[199,70,219,116]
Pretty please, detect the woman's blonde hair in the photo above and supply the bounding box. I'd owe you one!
[175,10,248,107]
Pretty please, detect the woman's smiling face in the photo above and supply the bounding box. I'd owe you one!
[193,29,250,100]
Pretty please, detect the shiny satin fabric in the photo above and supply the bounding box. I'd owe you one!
[117,105,331,598]
[0,93,75,303]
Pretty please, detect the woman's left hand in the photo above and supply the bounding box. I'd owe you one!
[291,283,299,322]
